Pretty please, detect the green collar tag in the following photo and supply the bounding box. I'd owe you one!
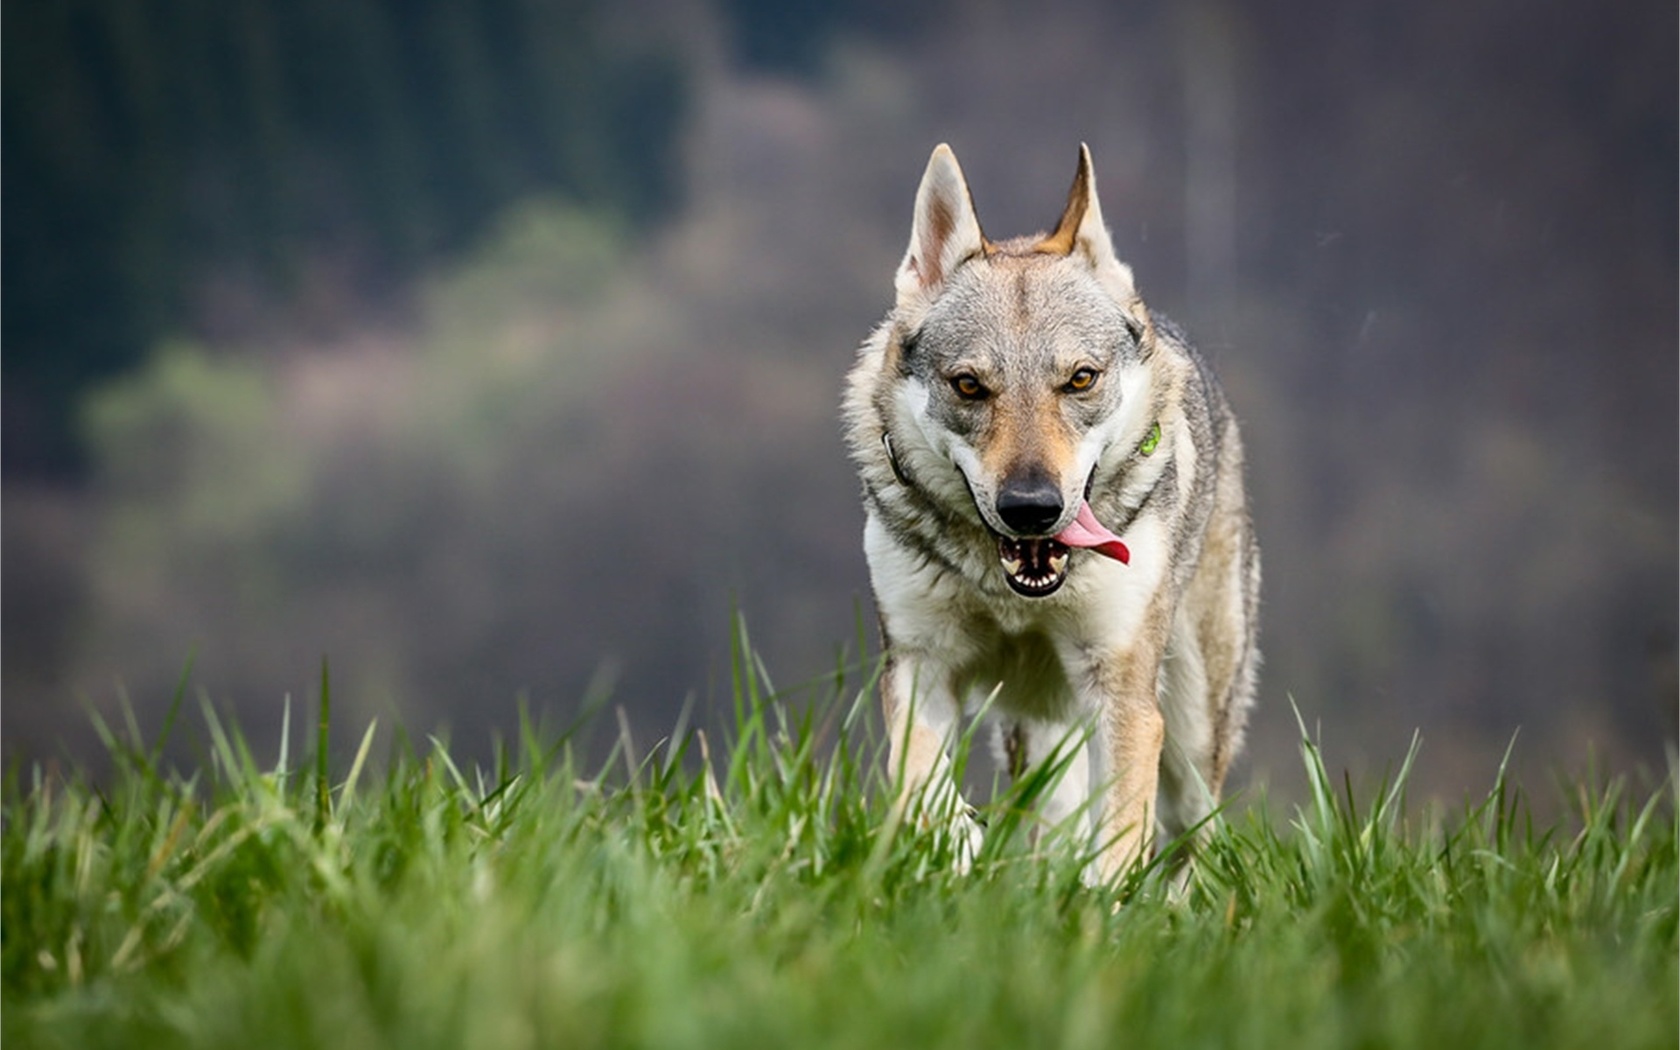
[1138,421,1161,457]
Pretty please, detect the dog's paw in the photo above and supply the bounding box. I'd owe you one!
[945,809,986,875]
[898,784,985,874]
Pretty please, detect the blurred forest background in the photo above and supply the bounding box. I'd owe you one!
[5,0,1675,801]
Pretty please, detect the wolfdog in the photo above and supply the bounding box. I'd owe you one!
[844,144,1260,883]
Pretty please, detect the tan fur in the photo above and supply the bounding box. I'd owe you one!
[979,393,1079,496]
[1033,145,1094,256]
[1097,663,1165,877]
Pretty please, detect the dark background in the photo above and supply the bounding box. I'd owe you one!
[5,0,1675,802]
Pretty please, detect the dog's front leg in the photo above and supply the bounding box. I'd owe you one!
[881,652,983,871]
[1090,647,1167,887]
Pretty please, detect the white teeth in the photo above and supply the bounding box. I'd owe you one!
[1048,552,1069,576]
[1001,555,1024,576]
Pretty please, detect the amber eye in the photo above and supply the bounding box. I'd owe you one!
[1064,367,1099,392]
[950,374,988,400]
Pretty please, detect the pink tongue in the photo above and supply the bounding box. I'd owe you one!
[1053,502,1130,564]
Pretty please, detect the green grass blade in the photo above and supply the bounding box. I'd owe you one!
[315,657,331,833]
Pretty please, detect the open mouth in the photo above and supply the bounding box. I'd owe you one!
[996,536,1072,597]
[987,499,1130,598]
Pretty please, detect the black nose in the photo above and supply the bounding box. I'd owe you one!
[996,475,1064,535]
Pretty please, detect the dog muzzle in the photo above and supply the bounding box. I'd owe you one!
[997,502,1129,597]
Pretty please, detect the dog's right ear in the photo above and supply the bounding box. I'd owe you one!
[895,144,986,309]
[1037,144,1139,307]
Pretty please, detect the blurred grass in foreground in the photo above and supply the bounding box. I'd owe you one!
[4,635,1675,1049]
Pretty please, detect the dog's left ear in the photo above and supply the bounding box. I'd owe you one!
[1037,144,1141,309]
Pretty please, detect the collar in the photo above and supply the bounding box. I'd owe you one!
[881,432,913,486]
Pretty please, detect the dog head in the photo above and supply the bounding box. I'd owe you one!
[885,144,1157,597]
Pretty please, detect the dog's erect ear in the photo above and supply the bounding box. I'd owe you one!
[896,144,987,308]
[1036,144,1138,303]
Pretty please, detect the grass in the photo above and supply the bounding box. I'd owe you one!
[3,640,1675,1049]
